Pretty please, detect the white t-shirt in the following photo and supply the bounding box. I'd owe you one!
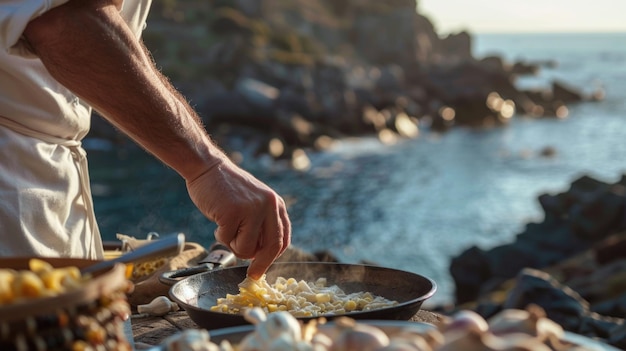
[0,0,152,259]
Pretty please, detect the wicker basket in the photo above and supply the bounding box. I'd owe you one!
[0,258,133,351]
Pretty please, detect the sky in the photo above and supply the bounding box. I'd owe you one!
[418,0,626,34]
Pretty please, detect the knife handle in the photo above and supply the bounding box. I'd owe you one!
[201,242,237,266]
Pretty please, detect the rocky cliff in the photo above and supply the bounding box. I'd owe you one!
[90,0,600,168]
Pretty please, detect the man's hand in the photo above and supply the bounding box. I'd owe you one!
[186,159,291,279]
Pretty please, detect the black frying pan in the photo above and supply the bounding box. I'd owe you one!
[167,262,436,330]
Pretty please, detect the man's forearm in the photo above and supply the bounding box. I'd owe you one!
[23,0,226,181]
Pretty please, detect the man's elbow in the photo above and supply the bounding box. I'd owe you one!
[23,5,68,52]
[23,0,122,53]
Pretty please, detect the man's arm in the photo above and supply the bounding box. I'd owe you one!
[24,0,217,180]
[22,0,290,279]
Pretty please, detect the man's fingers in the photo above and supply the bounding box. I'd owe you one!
[214,222,257,259]
[212,193,291,279]
[278,205,291,257]
[213,225,234,250]
[231,219,265,259]
[246,210,284,279]
[246,238,281,280]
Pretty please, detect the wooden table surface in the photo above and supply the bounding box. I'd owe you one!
[131,309,446,349]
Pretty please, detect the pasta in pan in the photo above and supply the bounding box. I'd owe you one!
[210,275,398,317]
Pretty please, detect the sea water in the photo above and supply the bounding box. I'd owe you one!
[90,32,626,306]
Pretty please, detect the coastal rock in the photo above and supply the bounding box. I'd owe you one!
[447,226,626,348]
[350,1,420,67]
[450,175,626,305]
[595,234,626,265]
[498,268,625,348]
[509,61,540,75]
[569,188,625,240]
[438,31,473,64]
[81,0,597,165]
[552,80,585,103]
[449,246,491,304]
[235,77,280,110]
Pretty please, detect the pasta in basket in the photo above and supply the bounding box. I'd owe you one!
[210,275,398,317]
[0,259,84,304]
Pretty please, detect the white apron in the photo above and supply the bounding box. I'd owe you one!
[0,0,152,259]
[0,117,103,259]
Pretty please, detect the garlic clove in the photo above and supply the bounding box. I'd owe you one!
[420,329,445,349]
[294,340,317,351]
[487,304,565,346]
[434,328,492,351]
[246,309,302,341]
[302,318,325,343]
[237,332,263,351]
[311,333,333,350]
[440,309,490,343]
[480,331,553,351]
[535,316,567,349]
[443,310,490,333]
[137,296,179,316]
[376,337,433,351]
[266,333,312,351]
[330,322,390,351]
[263,311,302,340]
[239,310,304,350]
[243,307,267,325]
[385,328,442,351]
[162,329,221,351]
[487,308,534,335]
[218,340,236,351]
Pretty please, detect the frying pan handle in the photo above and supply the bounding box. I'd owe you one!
[158,242,237,286]
[159,263,213,286]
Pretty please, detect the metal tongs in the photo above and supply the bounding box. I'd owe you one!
[159,242,237,285]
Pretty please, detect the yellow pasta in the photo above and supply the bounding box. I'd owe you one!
[0,258,86,305]
[0,270,16,304]
[210,275,398,317]
[130,257,167,280]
